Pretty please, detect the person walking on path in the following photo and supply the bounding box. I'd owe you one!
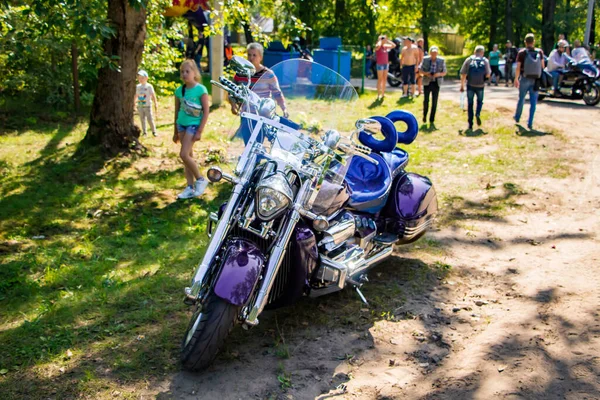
[460,46,491,131]
[416,38,426,96]
[488,44,501,85]
[135,70,158,137]
[374,35,396,100]
[173,60,210,199]
[504,40,518,86]
[419,46,447,127]
[513,33,545,130]
[400,36,419,98]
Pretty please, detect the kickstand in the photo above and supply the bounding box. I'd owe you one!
[354,286,369,306]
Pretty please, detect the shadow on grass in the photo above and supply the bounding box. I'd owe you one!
[436,182,525,226]
[421,123,438,133]
[515,124,552,137]
[458,128,488,137]
[367,97,383,109]
[396,96,413,106]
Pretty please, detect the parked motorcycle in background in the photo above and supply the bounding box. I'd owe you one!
[538,58,600,106]
[181,57,438,371]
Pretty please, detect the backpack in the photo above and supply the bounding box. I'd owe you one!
[467,56,487,86]
[523,49,542,79]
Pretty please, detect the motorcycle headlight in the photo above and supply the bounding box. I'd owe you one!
[255,173,293,220]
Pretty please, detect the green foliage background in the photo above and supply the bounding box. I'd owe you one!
[0,0,599,114]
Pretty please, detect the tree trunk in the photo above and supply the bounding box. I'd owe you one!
[243,23,253,45]
[565,0,571,39]
[489,0,499,50]
[505,0,513,42]
[590,1,596,46]
[82,0,146,155]
[334,0,346,41]
[542,0,557,54]
[421,0,429,51]
[71,41,81,114]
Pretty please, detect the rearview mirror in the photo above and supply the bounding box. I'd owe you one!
[355,118,381,136]
[229,56,256,78]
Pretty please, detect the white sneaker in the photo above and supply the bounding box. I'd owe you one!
[194,179,209,197]
[177,186,196,199]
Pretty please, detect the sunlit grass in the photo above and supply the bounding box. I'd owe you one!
[0,88,575,398]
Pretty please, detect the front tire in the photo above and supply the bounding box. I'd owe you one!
[583,85,600,106]
[181,292,240,371]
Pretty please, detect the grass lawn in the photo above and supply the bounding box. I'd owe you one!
[0,89,569,399]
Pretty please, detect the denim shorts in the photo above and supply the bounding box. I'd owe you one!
[177,124,199,135]
[376,64,389,71]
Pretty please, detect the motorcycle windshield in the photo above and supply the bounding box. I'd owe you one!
[236,59,359,216]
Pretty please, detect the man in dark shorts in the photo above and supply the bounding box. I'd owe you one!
[400,36,419,98]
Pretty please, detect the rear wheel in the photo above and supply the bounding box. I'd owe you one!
[388,76,401,87]
[181,292,240,371]
[583,85,600,106]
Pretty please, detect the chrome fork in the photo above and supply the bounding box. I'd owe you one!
[244,179,312,326]
[185,152,258,304]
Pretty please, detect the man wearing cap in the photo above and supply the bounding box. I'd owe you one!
[136,70,158,137]
[504,40,518,86]
[419,46,447,126]
[400,36,419,98]
[547,39,572,96]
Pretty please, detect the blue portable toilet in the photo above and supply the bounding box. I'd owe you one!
[312,37,351,82]
[263,41,300,85]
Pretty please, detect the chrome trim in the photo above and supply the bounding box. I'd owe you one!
[309,244,393,298]
[318,212,356,249]
[346,245,394,281]
[244,179,311,325]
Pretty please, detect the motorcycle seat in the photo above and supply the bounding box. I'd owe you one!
[345,152,392,214]
[381,148,409,179]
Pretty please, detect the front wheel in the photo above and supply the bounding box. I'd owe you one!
[583,85,600,106]
[181,292,240,371]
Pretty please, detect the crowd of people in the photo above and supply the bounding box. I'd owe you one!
[135,33,597,199]
[367,32,597,131]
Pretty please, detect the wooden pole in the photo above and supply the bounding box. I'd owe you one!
[210,0,224,105]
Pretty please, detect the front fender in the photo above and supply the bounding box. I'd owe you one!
[214,238,265,306]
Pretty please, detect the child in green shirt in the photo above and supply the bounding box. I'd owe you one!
[173,60,210,199]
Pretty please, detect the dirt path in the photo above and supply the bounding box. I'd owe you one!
[150,90,600,400]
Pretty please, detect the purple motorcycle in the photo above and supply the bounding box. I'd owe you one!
[181,57,438,371]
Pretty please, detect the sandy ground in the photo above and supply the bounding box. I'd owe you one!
[150,83,600,400]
